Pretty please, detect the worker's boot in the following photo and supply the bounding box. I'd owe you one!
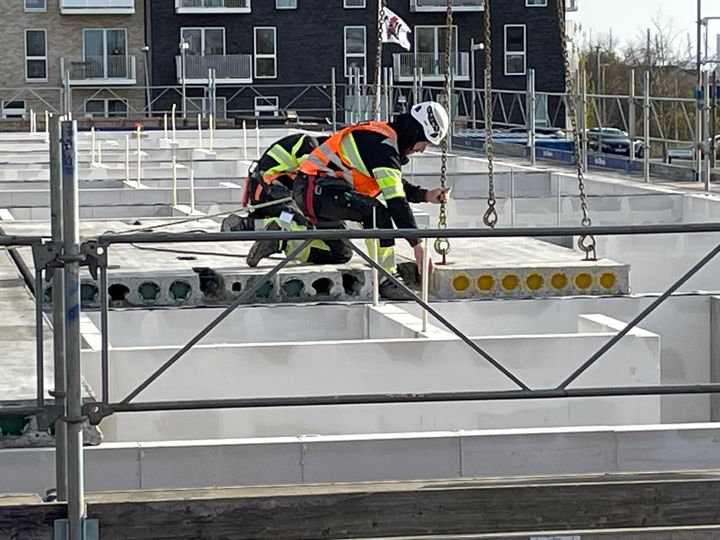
[246,220,282,268]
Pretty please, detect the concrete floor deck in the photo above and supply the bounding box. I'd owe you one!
[0,218,630,308]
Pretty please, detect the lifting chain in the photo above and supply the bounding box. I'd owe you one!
[482,0,497,229]
[371,0,387,120]
[434,0,453,264]
[556,0,596,261]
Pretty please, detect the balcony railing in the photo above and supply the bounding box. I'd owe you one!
[175,0,251,13]
[61,56,137,85]
[393,52,470,81]
[410,0,482,11]
[176,54,253,84]
[59,0,135,14]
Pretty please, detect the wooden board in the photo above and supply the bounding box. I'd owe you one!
[3,472,720,540]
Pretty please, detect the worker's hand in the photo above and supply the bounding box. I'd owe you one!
[413,243,434,275]
[425,186,452,204]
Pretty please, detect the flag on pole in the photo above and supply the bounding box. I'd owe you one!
[381,8,412,51]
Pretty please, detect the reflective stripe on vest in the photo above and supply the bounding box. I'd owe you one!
[299,122,399,197]
[262,135,306,183]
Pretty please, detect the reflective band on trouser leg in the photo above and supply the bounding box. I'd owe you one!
[285,239,331,263]
[372,167,405,200]
[364,239,396,274]
[283,223,331,263]
[262,217,283,228]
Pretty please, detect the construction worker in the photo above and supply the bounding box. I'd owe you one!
[221,132,323,229]
[222,132,353,267]
[246,101,451,299]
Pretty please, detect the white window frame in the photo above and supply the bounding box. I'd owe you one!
[344,26,366,79]
[504,24,527,76]
[25,29,48,82]
[24,0,46,12]
[82,28,129,79]
[254,96,279,116]
[180,27,226,56]
[344,0,366,8]
[411,0,481,12]
[275,0,297,8]
[254,27,277,79]
[525,0,547,5]
[2,100,27,119]
[84,98,128,118]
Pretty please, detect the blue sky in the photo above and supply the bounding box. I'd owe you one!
[572,0,705,54]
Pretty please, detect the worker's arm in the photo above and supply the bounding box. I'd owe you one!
[372,166,420,247]
[402,179,428,204]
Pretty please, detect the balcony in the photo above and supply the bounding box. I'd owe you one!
[176,54,253,84]
[393,52,470,82]
[175,0,251,13]
[59,0,135,14]
[61,56,137,86]
[410,0,482,12]
[566,0,578,11]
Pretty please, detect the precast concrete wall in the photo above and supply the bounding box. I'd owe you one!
[3,423,720,497]
[86,305,372,348]
[403,295,712,423]
[80,307,660,441]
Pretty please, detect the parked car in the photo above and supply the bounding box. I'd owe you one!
[586,127,644,158]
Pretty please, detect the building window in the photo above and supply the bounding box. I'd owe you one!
[2,100,27,119]
[83,28,128,78]
[24,0,46,12]
[504,25,526,76]
[344,0,365,7]
[180,27,226,56]
[85,99,128,118]
[254,27,277,79]
[344,26,366,78]
[255,96,279,116]
[25,30,47,81]
[526,0,547,5]
[276,0,297,8]
[414,25,458,77]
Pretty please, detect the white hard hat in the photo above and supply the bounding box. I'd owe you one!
[410,101,449,145]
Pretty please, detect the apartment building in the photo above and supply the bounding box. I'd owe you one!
[0,0,147,120]
[147,0,572,123]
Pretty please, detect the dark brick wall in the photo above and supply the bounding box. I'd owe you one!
[147,0,566,121]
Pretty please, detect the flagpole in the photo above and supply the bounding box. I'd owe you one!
[375,0,383,120]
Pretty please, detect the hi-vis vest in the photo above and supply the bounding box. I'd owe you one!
[299,122,404,199]
[262,134,312,184]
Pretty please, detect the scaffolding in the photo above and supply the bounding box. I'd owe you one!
[2,116,720,538]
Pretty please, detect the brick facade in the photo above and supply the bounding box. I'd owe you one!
[0,0,146,117]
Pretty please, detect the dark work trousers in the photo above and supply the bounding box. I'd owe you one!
[294,176,395,254]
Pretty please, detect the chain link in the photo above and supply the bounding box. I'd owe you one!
[482,0,497,228]
[556,0,596,260]
[371,0,387,120]
[434,0,453,263]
